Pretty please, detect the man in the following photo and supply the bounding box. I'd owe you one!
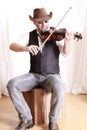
[7,8,73,130]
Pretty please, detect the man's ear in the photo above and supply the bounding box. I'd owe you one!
[33,20,39,26]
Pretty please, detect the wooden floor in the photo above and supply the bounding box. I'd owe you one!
[0,94,87,130]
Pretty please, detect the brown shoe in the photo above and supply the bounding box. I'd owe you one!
[15,120,34,130]
[49,122,59,130]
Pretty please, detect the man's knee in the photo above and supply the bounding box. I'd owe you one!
[7,79,16,92]
[53,83,65,99]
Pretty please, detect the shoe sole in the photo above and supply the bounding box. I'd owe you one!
[27,124,34,129]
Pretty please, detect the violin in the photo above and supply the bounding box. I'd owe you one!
[40,27,83,42]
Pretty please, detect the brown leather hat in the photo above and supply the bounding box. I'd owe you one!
[29,8,52,22]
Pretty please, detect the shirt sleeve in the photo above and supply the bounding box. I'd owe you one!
[13,32,29,46]
[56,40,64,53]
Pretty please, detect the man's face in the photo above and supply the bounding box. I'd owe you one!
[34,20,49,32]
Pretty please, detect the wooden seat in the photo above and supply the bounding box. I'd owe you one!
[23,88,51,125]
[23,88,65,125]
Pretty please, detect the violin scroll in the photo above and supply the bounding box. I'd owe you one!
[74,32,82,41]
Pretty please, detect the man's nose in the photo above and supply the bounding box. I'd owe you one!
[42,21,45,26]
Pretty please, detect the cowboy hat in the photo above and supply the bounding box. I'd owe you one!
[29,8,52,22]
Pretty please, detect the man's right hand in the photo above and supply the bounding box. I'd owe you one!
[26,45,40,55]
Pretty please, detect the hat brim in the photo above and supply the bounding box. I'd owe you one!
[29,12,52,22]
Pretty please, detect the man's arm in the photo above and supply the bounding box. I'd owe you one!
[10,42,40,56]
[9,43,29,52]
[9,32,30,52]
[57,32,74,56]
[63,32,74,55]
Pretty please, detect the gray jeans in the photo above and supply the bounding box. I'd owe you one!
[7,73,65,123]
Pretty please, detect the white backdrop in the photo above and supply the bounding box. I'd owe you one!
[0,0,87,97]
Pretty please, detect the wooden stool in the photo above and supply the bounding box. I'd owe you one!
[23,88,51,125]
[23,88,65,125]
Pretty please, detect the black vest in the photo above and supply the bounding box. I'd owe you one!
[28,30,60,75]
